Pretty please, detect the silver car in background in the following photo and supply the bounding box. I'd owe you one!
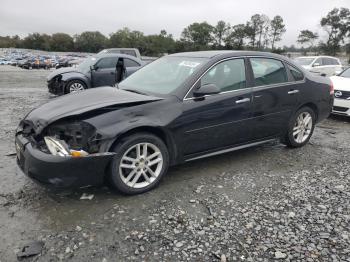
[295,56,343,76]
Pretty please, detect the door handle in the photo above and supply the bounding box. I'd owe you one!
[235,98,250,104]
[288,90,299,95]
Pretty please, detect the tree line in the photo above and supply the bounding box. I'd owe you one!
[0,8,349,57]
[0,13,287,56]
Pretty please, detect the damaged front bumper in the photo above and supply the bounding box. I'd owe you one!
[15,134,115,188]
[47,78,65,95]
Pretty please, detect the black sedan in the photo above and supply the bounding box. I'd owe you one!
[47,53,142,95]
[16,51,333,194]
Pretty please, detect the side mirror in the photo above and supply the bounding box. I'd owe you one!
[313,62,320,67]
[90,65,98,71]
[193,83,220,98]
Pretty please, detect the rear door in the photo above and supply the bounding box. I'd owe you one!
[91,57,118,87]
[249,57,300,139]
[180,58,254,156]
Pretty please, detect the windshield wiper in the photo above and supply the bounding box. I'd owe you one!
[122,89,147,95]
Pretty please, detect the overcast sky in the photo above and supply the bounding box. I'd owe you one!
[0,0,349,46]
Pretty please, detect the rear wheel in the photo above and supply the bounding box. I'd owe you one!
[284,106,315,148]
[108,133,169,195]
[66,80,86,94]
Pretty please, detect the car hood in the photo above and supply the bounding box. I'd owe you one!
[47,67,84,81]
[23,87,163,134]
[330,76,350,91]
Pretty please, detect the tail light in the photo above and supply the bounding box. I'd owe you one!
[330,82,334,95]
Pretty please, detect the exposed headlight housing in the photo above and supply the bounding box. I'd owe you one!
[44,121,100,153]
[44,136,89,157]
[44,136,70,156]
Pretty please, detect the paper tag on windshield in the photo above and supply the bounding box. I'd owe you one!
[179,61,200,68]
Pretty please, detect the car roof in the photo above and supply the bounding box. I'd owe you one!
[297,56,339,59]
[94,53,140,61]
[169,50,288,60]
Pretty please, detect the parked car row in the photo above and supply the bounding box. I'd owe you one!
[0,49,87,69]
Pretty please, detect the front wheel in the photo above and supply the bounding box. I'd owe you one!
[108,133,169,195]
[66,80,86,94]
[284,106,316,148]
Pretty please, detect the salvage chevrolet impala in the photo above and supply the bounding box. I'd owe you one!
[16,51,334,194]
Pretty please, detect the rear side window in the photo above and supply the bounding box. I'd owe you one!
[288,65,304,81]
[201,59,246,92]
[250,58,288,86]
[124,58,140,67]
[96,57,117,69]
[331,58,340,65]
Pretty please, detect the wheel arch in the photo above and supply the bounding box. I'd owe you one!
[61,73,91,90]
[108,126,177,165]
[296,102,319,122]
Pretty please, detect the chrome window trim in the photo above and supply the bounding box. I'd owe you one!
[183,55,306,101]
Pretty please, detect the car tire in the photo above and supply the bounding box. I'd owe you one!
[65,80,86,94]
[108,133,169,195]
[284,106,316,148]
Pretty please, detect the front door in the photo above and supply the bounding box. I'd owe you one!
[124,58,141,77]
[179,58,253,156]
[91,57,118,87]
[249,57,299,139]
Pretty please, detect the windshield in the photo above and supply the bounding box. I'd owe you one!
[339,68,350,78]
[77,56,97,73]
[295,57,315,66]
[119,56,208,95]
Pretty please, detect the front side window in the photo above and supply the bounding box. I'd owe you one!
[322,58,333,65]
[295,57,314,66]
[96,57,117,69]
[288,64,304,81]
[250,58,288,86]
[313,58,322,66]
[201,59,246,92]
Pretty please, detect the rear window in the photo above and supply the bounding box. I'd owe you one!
[250,58,288,86]
[120,50,137,57]
[288,65,304,81]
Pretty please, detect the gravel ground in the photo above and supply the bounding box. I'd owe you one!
[0,65,349,261]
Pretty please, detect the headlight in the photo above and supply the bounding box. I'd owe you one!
[44,137,70,156]
[44,136,89,157]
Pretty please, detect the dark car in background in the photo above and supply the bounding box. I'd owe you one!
[47,53,143,95]
[16,51,333,195]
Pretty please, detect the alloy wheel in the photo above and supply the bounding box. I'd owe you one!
[293,112,313,144]
[69,82,85,93]
[119,143,163,189]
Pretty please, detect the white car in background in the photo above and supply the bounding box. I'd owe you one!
[295,56,343,76]
[330,67,350,116]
